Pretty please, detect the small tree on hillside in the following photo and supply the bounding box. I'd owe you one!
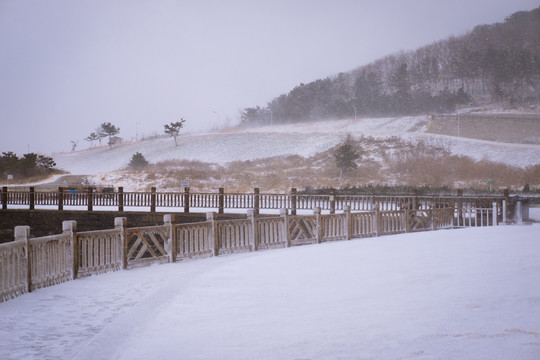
[99,122,120,149]
[128,152,149,169]
[334,137,361,179]
[164,118,186,146]
[85,132,99,148]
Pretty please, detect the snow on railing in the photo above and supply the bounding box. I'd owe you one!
[175,221,213,260]
[76,227,123,277]
[0,228,28,302]
[29,232,74,291]
[2,200,505,303]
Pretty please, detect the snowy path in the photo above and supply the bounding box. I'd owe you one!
[1,225,540,360]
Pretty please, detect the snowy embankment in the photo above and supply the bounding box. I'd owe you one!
[1,225,539,360]
[52,116,540,176]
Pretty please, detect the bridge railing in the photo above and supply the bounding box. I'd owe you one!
[1,186,509,220]
[1,199,506,303]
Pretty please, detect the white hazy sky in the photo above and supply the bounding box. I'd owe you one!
[0,0,538,155]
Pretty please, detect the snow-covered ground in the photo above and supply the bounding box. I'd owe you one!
[52,116,540,175]
[1,225,539,360]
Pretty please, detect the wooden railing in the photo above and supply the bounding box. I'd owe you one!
[1,186,507,220]
[0,200,503,303]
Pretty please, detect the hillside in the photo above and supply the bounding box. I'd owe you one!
[43,112,540,193]
[241,7,540,126]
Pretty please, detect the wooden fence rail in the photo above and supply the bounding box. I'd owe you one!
[1,186,508,221]
[1,201,502,303]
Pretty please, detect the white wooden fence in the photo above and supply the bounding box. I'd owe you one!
[0,204,495,303]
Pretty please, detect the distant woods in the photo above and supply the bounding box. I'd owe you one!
[0,151,57,179]
[241,7,540,125]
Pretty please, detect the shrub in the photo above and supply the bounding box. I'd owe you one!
[128,152,149,169]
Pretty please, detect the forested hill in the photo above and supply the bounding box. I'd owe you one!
[241,7,540,126]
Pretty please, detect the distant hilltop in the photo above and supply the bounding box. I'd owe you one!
[241,7,540,126]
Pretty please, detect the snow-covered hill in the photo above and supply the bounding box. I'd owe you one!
[53,115,540,176]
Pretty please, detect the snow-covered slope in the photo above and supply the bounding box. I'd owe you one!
[53,116,540,175]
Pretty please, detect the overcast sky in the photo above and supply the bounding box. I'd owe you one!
[0,0,538,155]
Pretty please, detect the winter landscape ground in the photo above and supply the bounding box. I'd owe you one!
[1,225,539,360]
[2,112,540,360]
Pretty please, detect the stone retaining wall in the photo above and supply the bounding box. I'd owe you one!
[0,210,243,244]
[427,113,540,143]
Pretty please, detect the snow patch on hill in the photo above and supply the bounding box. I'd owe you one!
[52,116,540,176]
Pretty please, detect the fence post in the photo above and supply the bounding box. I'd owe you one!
[118,187,124,212]
[374,205,380,237]
[14,225,31,293]
[405,209,411,233]
[58,187,64,211]
[247,209,258,251]
[29,186,35,210]
[314,207,322,243]
[207,212,219,256]
[344,205,351,240]
[87,187,94,211]
[150,187,156,213]
[218,187,224,214]
[1,186,7,210]
[164,214,176,263]
[456,189,463,227]
[62,220,77,280]
[492,202,498,226]
[253,188,260,216]
[330,188,336,214]
[280,209,290,247]
[115,217,128,269]
[515,201,523,225]
[291,188,297,215]
[503,189,509,224]
[184,187,190,213]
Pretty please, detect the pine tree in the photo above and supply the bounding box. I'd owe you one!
[128,152,149,169]
[164,118,186,146]
[334,138,361,179]
[99,122,120,148]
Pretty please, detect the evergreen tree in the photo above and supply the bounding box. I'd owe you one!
[85,132,99,148]
[99,122,120,148]
[334,138,361,179]
[164,118,186,146]
[128,152,149,169]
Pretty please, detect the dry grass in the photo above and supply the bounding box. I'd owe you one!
[97,136,540,193]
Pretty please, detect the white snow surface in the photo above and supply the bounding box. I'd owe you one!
[1,225,540,360]
[52,116,540,175]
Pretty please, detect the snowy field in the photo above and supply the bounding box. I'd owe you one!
[1,225,539,360]
[52,116,540,175]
